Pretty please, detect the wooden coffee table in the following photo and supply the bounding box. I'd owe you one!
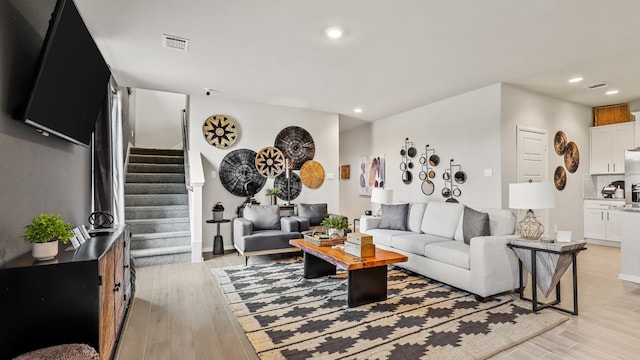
[289,239,408,307]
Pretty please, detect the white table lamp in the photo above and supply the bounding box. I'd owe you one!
[371,187,393,216]
[509,180,556,240]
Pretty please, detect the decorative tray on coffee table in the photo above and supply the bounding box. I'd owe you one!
[304,234,346,247]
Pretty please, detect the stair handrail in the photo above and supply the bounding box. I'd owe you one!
[181,109,193,191]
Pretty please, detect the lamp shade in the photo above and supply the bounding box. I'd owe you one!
[371,187,393,205]
[509,181,556,210]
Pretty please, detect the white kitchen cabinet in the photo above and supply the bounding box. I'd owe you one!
[583,200,624,243]
[590,122,635,174]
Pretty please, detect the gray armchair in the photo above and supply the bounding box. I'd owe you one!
[233,205,302,265]
[290,203,348,235]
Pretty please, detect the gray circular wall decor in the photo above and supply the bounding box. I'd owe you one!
[274,126,315,170]
[255,146,285,178]
[219,149,266,197]
[274,172,302,201]
[203,114,238,148]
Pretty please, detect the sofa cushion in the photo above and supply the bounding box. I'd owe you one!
[420,201,464,238]
[368,228,408,247]
[424,241,471,270]
[379,203,409,231]
[243,205,280,230]
[298,203,328,226]
[407,202,427,233]
[390,233,451,256]
[463,206,490,245]
[479,208,517,236]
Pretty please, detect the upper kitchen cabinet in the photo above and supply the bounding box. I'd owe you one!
[590,122,635,174]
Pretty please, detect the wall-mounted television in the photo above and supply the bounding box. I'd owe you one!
[14,0,111,147]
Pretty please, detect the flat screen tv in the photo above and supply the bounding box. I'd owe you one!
[14,0,111,147]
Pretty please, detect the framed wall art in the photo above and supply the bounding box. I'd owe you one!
[358,155,385,196]
[340,165,350,180]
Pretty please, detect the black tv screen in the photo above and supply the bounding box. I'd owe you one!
[15,0,111,147]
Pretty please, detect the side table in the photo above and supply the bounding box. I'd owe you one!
[507,239,586,315]
[206,219,231,255]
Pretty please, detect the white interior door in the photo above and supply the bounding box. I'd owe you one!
[516,126,549,236]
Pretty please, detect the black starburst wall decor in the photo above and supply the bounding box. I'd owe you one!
[255,146,285,178]
[202,114,238,148]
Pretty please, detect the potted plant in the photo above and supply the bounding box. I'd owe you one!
[24,214,74,260]
[320,216,349,238]
[265,187,282,205]
[212,202,225,221]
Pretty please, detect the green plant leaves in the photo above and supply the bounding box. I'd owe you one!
[24,214,74,244]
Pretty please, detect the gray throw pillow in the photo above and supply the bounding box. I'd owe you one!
[243,205,280,230]
[379,203,409,231]
[463,206,490,245]
[298,203,328,226]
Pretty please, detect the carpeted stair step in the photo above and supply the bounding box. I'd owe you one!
[130,231,191,250]
[130,148,183,156]
[131,245,192,267]
[126,173,185,184]
[125,183,187,194]
[128,217,189,234]
[125,205,189,220]
[129,154,183,164]
[127,163,184,174]
[125,194,188,206]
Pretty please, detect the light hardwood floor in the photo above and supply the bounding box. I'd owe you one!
[114,244,640,360]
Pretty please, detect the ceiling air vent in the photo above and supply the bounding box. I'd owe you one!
[584,82,608,90]
[162,34,189,51]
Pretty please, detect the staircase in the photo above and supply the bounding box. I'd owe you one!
[125,147,191,267]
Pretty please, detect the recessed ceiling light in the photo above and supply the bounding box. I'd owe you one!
[606,90,619,95]
[568,77,584,83]
[325,27,343,39]
[354,108,363,113]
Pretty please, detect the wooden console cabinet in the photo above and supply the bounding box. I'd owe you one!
[0,225,131,360]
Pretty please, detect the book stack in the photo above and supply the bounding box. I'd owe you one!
[344,232,375,257]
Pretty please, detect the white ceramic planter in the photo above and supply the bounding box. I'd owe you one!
[32,240,59,261]
[327,228,344,238]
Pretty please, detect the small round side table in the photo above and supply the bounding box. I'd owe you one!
[206,219,231,255]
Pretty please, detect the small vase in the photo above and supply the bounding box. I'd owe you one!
[327,229,344,238]
[32,240,59,261]
[271,195,278,205]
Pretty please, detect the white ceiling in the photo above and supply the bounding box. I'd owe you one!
[73,0,640,122]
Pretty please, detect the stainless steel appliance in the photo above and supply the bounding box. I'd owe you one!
[624,148,640,206]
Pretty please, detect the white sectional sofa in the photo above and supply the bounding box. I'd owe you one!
[361,201,520,299]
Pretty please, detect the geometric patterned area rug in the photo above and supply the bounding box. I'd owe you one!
[212,261,568,360]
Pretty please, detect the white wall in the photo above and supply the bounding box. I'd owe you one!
[189,96,340,251]
[368,84,504,209]
[338,117,373,225]
[134,88,186,149]
[501,83,592,239]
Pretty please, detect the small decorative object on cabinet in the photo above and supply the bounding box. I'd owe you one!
[23,214,74,261]
[212,202,224,221]
[265,187,282,205]
[202,114,238,148]
[1,225,132,360]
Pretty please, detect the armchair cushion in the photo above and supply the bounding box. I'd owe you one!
[243,205,280,230]
[298,203,328,226]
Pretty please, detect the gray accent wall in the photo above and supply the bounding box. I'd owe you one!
[0,0,92,265]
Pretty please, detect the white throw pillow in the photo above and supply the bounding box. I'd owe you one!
[420,201,464,239]
[407,202,427,233]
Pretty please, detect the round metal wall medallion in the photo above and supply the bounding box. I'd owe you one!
[202,115,238,148]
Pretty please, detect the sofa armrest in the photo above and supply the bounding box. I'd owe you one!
[360,216,381,233]
[288,216,310,231]
[468,234,521,297]
[281,217,299,232]
[233,218,253,238]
